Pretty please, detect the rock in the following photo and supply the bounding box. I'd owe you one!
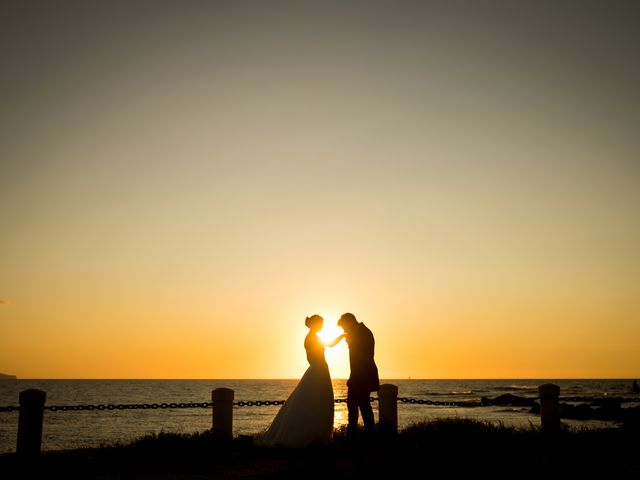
[622,405,640,430]
[559,403,594,420]
[558,401,636,422]
[590,398,621,409]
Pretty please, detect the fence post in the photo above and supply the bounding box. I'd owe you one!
[17,389,47,457]
[211,388,234,438]
[378,383,398,434]
[538,383,560,433]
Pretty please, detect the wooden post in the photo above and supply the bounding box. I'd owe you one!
[538,383,560,433]
[378,383,399,434]
[17,389,46,457]
[211,388,234,438]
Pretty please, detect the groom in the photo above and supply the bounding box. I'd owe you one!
[337,312,379,435]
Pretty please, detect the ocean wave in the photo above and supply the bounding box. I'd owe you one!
[494,385,538,392]
[423,391,474,396]
[494,408,532,413]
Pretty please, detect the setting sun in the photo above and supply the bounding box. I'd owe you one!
[317,314,350,379]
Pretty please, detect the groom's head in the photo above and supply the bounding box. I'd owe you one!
[338,312,358,333]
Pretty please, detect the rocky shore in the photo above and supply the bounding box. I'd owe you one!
[481,393,640,423]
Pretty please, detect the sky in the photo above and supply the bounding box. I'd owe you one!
[1,1,639,379]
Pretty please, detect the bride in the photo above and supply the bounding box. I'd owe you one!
[255,314,344,448]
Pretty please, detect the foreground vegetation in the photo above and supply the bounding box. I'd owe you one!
[1,418,638,479]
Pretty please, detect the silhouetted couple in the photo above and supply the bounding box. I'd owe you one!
[256,313,379,448]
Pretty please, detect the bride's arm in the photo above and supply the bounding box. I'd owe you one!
[324,334,346,348]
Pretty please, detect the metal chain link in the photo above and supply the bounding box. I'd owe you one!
[397,395,640,407]
[233,397,377,407]
[0,398,483,412]
[234,400,286,407]
[0,398,366,412]
[559,396,638,403]
[45,402,213,412]
[398,397,493,407]
[3,394,634,413]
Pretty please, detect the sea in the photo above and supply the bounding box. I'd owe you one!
[1,379,638,453]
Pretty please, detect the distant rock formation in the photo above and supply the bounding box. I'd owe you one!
[0,373,17,379]
[481,393,539,408]
[481,393,640,426]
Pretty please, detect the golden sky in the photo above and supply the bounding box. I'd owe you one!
[1,2,639,379]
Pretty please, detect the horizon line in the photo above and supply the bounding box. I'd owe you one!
[5,377,639,381]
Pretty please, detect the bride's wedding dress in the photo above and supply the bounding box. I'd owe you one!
[255,332,334,447]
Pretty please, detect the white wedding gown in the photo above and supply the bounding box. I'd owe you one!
[255,333,334,448]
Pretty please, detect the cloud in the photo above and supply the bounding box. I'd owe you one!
[0,299,10,305]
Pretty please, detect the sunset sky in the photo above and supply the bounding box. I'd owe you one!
[1,1,639,379]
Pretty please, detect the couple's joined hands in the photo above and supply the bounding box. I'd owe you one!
[323,333,346,348]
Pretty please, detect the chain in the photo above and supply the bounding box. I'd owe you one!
[43,402,214,412]
[0,397,366,413]
[233,400,285,407]
[0,398,489,412]
[3,394,634,413]
[235,396,493,408]
[559,396,638,403]
[398,395,640,407]
[233,398,356,407]
[397,397,493,407]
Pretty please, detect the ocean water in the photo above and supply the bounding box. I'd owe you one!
[0,379,638,453]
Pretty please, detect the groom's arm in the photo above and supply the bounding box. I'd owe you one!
[324,334,346,347]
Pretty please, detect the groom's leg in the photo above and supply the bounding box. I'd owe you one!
[346,388,359,435]
[359,393,375,433]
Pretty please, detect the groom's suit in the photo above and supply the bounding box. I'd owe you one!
[345,322,379,434]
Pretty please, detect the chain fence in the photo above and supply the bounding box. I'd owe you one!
[398,397,493,407]
[0,397,480,413]
[1,395,637,414]
[557,396,638,403]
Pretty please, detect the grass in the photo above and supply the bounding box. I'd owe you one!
[1,419,638,479]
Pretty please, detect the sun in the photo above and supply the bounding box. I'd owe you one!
[317,313,349,379]
[317,320,343,345]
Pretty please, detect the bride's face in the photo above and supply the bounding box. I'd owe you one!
[309,319,323,333]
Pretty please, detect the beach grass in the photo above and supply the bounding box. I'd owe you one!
[1,418,638,479]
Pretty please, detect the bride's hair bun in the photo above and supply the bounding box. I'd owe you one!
[305,314,323,328]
